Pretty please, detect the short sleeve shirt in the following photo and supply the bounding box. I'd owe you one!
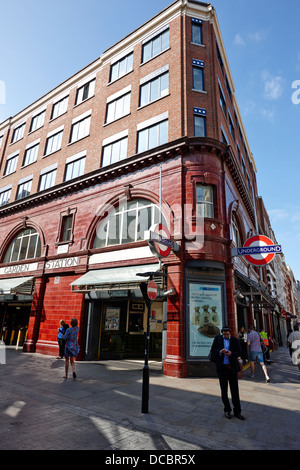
[248,330,262,352]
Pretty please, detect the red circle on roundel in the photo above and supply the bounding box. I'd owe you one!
[243,235,275,266]
[153,224,171,258]
[147,280,158,300]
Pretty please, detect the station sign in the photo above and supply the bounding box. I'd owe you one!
[144,224,179,258]
[231,235,282,266]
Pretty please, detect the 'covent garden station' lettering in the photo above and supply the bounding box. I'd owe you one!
[1,257,79,275]
[45,257,79,270]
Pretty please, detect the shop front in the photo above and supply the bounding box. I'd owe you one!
[71,263,166,361]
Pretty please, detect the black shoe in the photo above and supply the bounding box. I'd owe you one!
[234,413,245,420]
[224,412,231,419]
[73,372,77,379]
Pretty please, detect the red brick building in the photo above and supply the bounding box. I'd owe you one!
[0,1,287,376]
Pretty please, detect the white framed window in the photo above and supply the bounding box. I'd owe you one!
[142,26,169,63]
[106,91,131,124]
[231,213,241,247]
[3,228,41,263]
[70,113,91,143]
[30,110,45,132]
[75,79,96,105]
[0,185,11,206]
[137,112,168,154]
[4,152,19,176]
[16,177,33,200]
[45,128,63,156]
[110,52,133,82]
[23,141,39,166]
[140,69,169,107]
[11,123,25,143]
[39,164,57,191]
[65,153,86,181]
[102,135,128,167]
[196,184,214,218]
[51,96,68,120]
[93,198,167,248]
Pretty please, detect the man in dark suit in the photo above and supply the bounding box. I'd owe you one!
[211,325,245,420]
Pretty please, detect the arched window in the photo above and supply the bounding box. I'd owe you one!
[231,213,241,247]
[93,199,167,248]
[3,228,41,263]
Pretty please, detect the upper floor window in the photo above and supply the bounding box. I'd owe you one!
[64,152,86,181]
[39,165,57,191]
[45,128,63,156]
[0,135,3,149]
[16,176,33,200]
[51,96,68,120]
[3,228,41,263]
[219,83,226,116]
[110,52,133,82]
[102,134,128,168]
[11,123,25,144]
[137,116,168,153]
[0,185,11,207]
[75,79,95,105]
[23,141,39,167]
[93,198,167,248]
[4,152,19,176]
[142,26,169,64]
[106,91,131,124]
[192,60,205,91]
[140,68,169,107]
[30,110,45,132]
[194,107,207,137]
[231,213,241,247]
[196,184,214,218]
[191,18,203,45]
[69,113,91,143]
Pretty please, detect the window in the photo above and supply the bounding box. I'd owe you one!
[140,71,169,107]
[110,52,133,82]
[102,136,128,167]
[75,79,95,105]
[0,135,3,149]
[194,108,207,137]
[142,27,169,63]
[106,92,131,124]
[51,96,68,120]
[228,112,235,140]
[191,18,203,45]
[192,60,204,91]
[45,129,63,155]
[93,199,167,248]
[219,84,226,116]
[30,110,45,132]
[16,178,33,200]
[3,228,41,263]
[137,119,168,153]
[61,215,73,242]
[39,166,57,191]
[231,214,241,247]
[0,186,11,206]
[196,185,214,218]
[11,123,25,143]
[65,155,85,181]
[23,142,39,166]
[70,115,91,143]
[4,152,19,176]
[216,42,224,72]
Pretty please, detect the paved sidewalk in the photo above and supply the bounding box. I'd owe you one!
[0,346,299,451]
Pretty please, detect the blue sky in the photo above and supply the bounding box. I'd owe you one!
[0,0,299,280]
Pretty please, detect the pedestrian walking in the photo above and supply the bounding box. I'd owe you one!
[57,320,68,359]
[238,326,248,363]
[247,325,270,383]
[288,325,300,377]
[63,318,79,379]
[259,329,271,363]
[210,326,245,420]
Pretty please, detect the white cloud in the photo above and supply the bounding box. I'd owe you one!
[268,209,289,222]
[261,70,284,100]
[248,30,267,44]
[233,33,246,46]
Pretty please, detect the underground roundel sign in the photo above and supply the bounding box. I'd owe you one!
[242,235,278,266]
[152,223,172,258]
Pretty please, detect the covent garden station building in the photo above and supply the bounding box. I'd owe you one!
[0,1,288,377]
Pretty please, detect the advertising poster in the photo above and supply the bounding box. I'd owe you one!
[188,283,223,357]
[104,307,120,331]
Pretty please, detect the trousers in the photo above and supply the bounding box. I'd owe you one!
[218,364,241,414]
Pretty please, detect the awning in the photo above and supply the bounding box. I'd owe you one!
[0,277,34,295]
[70,264,163,293]
[235,270,275,307]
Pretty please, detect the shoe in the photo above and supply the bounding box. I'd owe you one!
[248,372,254,378]
[266,377,270,383]
[73,372,77,379]
[224,412,231,419]
[234,413,245,420]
